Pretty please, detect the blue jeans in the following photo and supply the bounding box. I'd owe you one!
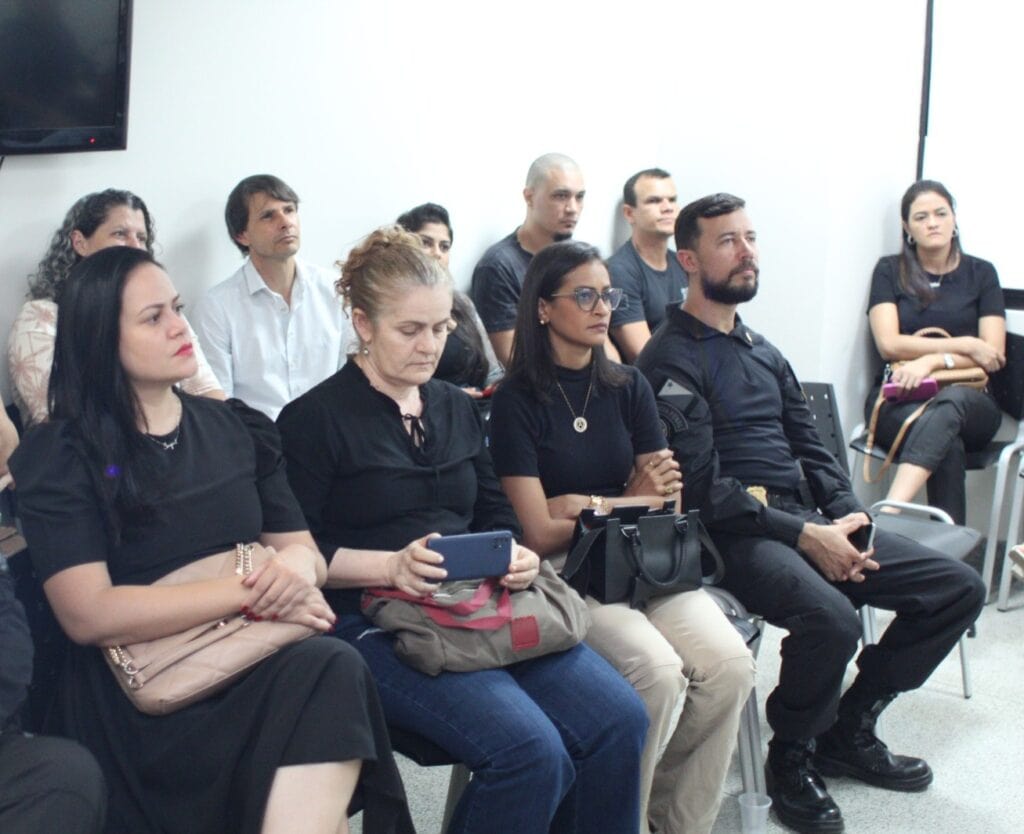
[337,615,647,834]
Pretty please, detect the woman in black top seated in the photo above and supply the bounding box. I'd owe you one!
[866,180,1006,523]
[277,227,647,834]
[488,241,754,834]
[10,247,411,834]
[396,203,503,398]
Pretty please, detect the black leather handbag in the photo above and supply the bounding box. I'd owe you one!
[561,506,725,609]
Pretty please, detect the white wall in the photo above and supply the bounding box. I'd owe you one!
[925,0,1024,291]
[0,0,926,444]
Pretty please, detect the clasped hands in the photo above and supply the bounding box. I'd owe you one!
[240,544,336,632]
[386,534,540,597]
[797,512,880,583]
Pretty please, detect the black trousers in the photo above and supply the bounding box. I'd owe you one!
[868,385,1002,524]
[0,732,106,834]
[714,502,985,742]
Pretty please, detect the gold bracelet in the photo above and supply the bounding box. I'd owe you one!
[588,495,607,512]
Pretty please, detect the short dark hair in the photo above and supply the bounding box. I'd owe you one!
[396,202,453,243]
[50,246,165,540]
[507,240,625,398]
[224,174,300,254]
[674,193,746,251]
[623,168,671,207]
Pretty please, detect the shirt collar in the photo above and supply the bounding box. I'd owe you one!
[242,259,304,298]
[668,305,762,347]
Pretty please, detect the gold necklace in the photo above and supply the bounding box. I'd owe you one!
[554,367,595,433]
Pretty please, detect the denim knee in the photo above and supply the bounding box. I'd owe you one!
[481,718,576,796]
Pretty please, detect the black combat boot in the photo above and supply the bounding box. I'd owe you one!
[765,737,844,833]
[814,677,933,791]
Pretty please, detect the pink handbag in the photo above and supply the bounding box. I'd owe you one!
[104,543,314,715]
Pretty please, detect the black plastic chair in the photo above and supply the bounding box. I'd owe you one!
[846,375,1024,600]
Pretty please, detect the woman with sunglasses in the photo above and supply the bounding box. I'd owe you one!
[489,240,754,834]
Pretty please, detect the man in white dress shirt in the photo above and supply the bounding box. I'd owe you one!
[193,174,354,419]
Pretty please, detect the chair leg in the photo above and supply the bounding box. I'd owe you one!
[997,471,1024,611]
[958,633,972,700]
[859,605,878,646]
[982,446,1024,601]
[736,688,766,796]
[440,764,470,834]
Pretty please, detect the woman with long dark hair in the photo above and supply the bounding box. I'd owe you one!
[7,189,223,426]
[865,180,1006,523]
[488,240,754,834]
[277,227,648,834]
[396,202,503,397]
[9,247,411,834]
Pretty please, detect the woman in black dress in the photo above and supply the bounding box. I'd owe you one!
[865,180,1006,523]
[10,247,412,834]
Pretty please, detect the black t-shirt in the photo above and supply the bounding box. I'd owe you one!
[277,362,520,613]
[469,231,533,333]
[608,240,688,331]
[867,253,1005,336]
[10,396,306,586]
[488,364,664,498]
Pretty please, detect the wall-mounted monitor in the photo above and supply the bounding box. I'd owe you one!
[0,0,132,155]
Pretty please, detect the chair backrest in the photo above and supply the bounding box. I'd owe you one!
[990,331,1024,420]
[801,382,851,475]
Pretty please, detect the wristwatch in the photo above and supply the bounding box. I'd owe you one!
[943,353,955,370]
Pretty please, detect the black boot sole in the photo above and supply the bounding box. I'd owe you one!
[770,804,846,834]
[814,753,934,792]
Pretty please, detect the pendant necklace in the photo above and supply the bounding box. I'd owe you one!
[146,425,180,451]
[554,367,595,433]
[145,401,182,451]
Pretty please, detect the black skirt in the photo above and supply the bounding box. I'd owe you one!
[51,636,414,834]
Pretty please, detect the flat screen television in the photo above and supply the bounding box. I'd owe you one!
[0,0,132,155]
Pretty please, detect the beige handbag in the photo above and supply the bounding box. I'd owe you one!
[104,543,315,715]
[863,327,988,483]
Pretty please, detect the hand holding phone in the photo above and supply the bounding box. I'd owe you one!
[427,530,514,581]
[883,378,938,402]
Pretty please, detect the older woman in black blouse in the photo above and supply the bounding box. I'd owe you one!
[277,227,647,834]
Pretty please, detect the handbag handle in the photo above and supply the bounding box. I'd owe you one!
[622,511,726,610]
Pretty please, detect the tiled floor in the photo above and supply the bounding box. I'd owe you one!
[355,582,1024,834]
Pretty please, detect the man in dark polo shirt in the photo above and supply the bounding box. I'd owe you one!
[470,153,586,366]
[608,168,688,363]
[636,193,985,834]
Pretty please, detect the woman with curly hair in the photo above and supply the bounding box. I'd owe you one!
[8,189,223,426]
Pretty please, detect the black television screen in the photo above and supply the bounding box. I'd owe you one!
[0,0,132,155]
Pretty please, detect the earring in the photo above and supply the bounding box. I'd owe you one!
[539,318,548,325]
[361,345,370,356]
[952,225,959,238]
[905,232,915,246]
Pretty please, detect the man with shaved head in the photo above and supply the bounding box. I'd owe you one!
[470,153,586,366]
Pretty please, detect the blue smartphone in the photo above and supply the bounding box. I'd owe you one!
[427,530,514,581]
